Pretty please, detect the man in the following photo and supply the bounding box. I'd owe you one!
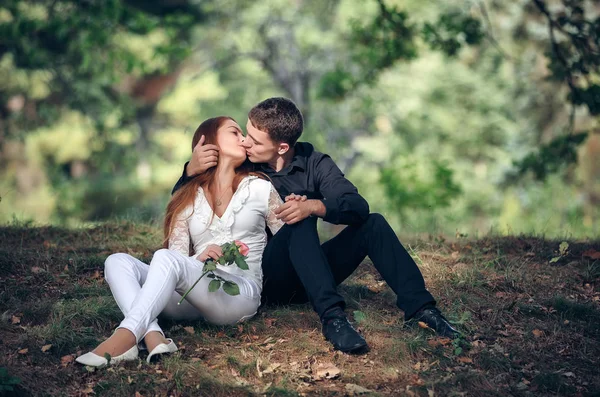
[172,97,459,353]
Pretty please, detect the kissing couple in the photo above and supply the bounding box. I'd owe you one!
[76,97,459,367]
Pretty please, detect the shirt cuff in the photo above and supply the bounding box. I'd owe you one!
[181,161,195,183]
[321,198,339,224]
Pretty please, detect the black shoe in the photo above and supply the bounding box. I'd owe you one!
[321,308,369,354]
[410,306,460,339]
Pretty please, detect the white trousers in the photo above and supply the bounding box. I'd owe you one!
[104,249,261,342]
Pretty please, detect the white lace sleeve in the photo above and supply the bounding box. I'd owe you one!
[267,183,284,235]
[168,206,192,256]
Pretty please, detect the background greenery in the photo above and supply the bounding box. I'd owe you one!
[1,0,599,238]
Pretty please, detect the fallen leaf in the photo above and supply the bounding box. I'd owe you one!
[31,266,44,274]
[127,376,133,384]
[41,344,52,352]
[516,382,528,390]
[256,357,263,378]
[562,372,575,378]
[183,326,195,335]
[345,383,373,395]
[264,318,277,328]
[82,387,95,394]
[262,363,281,375]
[418,321,432,330]
[18,348,28,354]
[313,362,341,380]
[532,329,544,338]
[457,357,473,364]
[428,338,452,347]
[91,270,102,279]
[451,251,460,260]
[11,316,21,324]
[190,357,201,363]
[61,355,74,366]
[582,249,600,259]
[135,392,144,397]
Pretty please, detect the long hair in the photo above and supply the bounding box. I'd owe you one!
[163,116,259,248]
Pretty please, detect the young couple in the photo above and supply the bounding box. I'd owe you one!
[76,97,458,367]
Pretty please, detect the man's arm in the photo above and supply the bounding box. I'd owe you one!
[171,135,219,195]
[314,154,370,225]
[171,162,194,195]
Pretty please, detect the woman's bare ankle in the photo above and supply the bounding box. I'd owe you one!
[144,331,168,352]
[92,329,136,357]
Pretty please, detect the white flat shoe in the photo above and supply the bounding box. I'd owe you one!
[147,339,178,363]
[75,345,139,367]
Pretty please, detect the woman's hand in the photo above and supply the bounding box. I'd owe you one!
[197,244,223,262]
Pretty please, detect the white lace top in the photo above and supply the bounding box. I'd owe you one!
[168,176,284,289]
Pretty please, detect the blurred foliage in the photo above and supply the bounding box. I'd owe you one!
[380,160,463,214]
[0,0,202,135]
[507,132,589,182]
[0,0,598,238]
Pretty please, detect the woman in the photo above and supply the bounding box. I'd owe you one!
[76,117,284,367]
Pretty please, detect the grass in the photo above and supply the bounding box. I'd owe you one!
[0,222,599,396]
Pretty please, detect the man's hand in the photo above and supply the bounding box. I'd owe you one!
[275,199,326,225]
[285,193,308,202]
[197,244,223,262]
[186,135,219,177]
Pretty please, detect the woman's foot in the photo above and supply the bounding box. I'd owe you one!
[75,328,138,367]
[143,331,169,353]
[144,331,178,363]
[92,328,137,357]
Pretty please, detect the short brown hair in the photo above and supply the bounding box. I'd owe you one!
[248,97,304,145]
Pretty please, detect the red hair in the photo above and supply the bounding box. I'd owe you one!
[163,117,260,249]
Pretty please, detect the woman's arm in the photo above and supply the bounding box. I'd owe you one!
[168,207,192,256]
[266,183,285,235]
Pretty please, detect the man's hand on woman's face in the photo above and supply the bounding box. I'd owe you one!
[186,135,219,177]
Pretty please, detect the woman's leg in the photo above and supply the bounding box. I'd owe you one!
[92,254,166,356]
[101,253,199,354]
[104,253,163,336]
[118,249,261,342]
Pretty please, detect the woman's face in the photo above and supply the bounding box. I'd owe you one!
[215,119,247,165]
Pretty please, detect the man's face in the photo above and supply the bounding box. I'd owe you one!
[242,119,281,163]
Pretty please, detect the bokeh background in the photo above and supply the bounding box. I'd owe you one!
[1,0,599,238]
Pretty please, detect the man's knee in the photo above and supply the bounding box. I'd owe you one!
[367,213,388,228]
[287,216,318,233]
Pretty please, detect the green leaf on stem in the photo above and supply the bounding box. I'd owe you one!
[235,256,249,270]
[208,279,221,292]
[222,281,240,296]
[203,260,217,272]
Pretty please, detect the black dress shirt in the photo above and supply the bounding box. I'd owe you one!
[171,142,370,225]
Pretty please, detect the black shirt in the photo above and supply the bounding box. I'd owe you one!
[171,142,370,225]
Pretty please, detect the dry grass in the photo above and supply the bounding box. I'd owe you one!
[1,222,599,396]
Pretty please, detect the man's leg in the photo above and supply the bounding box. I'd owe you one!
[262,216,343,317]
[322,213,459,337]
[322,213,435,319]
[261,217,368,353]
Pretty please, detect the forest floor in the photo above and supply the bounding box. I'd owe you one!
[1,221,599,396]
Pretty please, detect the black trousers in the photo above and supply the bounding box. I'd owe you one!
[261,213,435,319]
